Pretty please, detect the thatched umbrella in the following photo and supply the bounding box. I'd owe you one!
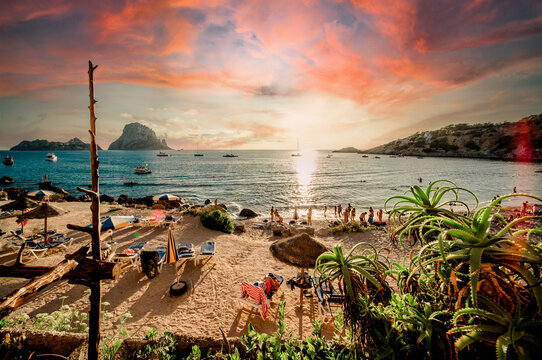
[23,203,67,241]
[1,197,39,234]
[0,197,39,212]
[270,233,328,306]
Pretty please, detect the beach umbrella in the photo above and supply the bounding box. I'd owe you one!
[165,227,179,281]
[153,193,179,201]
[23,202,67,241]
[0,197,39,212]
[27,189,55,199]
[100,215,135,231]
[270,233,328,306]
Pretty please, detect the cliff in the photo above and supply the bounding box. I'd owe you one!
[362,114,542,161]
[10,137,102,151]
[108,122,171,150]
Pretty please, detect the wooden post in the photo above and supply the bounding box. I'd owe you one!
[87,60,102,360]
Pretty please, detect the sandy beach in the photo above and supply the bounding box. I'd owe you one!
[0,201,407,341]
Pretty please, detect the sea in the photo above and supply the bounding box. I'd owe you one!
[1,150,541,218]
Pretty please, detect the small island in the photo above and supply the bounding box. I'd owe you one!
[332,146,360,153]
[10,137,102,151]
[108,122,171,150]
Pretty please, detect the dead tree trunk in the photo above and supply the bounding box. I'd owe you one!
[86,60,102,360]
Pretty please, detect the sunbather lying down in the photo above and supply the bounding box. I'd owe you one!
[254,273,283,299]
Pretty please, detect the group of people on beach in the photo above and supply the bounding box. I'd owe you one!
[268,204,387,227]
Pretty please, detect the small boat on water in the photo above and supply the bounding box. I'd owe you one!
[134,165,152,174]
[223,153,238,158]
[374,156,380,159]
[124,181,138,186]
[194,143,204,157]
[3,155,14,165]
[362,155,368,158]
[45,153,57,162]
[157,152,169,157]
[327,154,333,158]
[291,139,302,157]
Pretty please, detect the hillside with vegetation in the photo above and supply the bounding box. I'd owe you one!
[364,114,542,161]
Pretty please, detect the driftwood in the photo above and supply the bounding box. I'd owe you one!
[0,246,88,318]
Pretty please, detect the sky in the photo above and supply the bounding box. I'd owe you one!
[0,0,541,150]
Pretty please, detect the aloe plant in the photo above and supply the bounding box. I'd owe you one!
[385,180,477,246]
[452,295,542,360]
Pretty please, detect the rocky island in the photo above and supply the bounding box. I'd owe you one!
[332,146,359,153]
[361,114,542,161]
[108,122,171,150]
[10,137,102,151]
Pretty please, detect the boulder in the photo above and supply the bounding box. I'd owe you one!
[316,228,331,237]
[204,199,211,205]
[0,190,7,200]
[65,195,79,202]
[0,176,14,184]
[239,208,258,218]
[79,194,92,202]
[117,195,134,204]
[5,188,26,200]
[292,226,315,236]
[100,194,115,203]
[234,222,246,234]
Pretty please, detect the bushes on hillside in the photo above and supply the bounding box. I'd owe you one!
[200,210,234,234]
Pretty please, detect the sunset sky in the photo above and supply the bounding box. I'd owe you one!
[1,0,541,150]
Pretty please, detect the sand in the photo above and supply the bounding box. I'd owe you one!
[0,201,407,341]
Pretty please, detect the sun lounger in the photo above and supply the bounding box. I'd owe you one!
[114,241,147,268]
[310,276,343,317]
[177,243,196,265]
[5,234,51,259]
[238,281,270,319]
[140,246,167,279]
[198,241,215,264]
[47,236,73,249]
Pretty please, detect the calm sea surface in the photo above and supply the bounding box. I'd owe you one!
[1,150,541,217]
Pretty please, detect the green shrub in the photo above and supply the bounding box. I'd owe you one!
[200,210,234,234]
[136,329,177,360]
[464,139,480,151]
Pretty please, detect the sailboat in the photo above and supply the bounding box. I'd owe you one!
[194,143,203,157]
[223,145,238,158]
[291,139,302,157]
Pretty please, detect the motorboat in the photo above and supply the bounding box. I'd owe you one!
[156,152,169,157]
[3,155,14,165]
[134,165,152,174]
[326,154,333,158]
[123,181,138,186]
[362,155,368,158]
[45,153,57,162]
[374,156,380,159]
[223,153,238,158]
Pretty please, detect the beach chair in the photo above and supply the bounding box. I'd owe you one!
[310,276,343,318]
[46,234,73,249]
[114,241,147,268]
[177,243,196,265]
[140,246,167,279]
[198,241,215,264]
[5,233,51,259]
[238,282,270,319]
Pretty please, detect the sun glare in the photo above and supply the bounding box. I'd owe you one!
[294,150,317,205]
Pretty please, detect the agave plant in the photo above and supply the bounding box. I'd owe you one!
[452,295,542,360]
[385,180,477,246]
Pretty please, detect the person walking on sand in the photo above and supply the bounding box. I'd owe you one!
[338,205,342,217]
[513,186,517,193]
[368,207,374,224]
[324,205,327,218]
[307,207,313,226]
[343,208,349,224]
[271,206,274,222]
[275,210,283,225]
[334,206,337,217]
[351,208,356,222]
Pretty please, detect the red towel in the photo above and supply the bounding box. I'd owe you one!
[241,281,269,319]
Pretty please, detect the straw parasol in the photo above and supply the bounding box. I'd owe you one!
[23,203,67,241]
[270,233,328,306]
[0,197,39,212]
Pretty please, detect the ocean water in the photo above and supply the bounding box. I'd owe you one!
[1,150,541,217]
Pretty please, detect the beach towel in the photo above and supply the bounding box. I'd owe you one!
[241,281,269,319]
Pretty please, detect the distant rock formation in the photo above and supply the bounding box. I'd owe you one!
[333,147,359,153]
[10,137,102,151]
[108,122,171,150]
[363,114,542,161]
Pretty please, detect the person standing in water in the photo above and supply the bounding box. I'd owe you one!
[270,206,274,222]
[338,205,342,217]
[334,206,337,217]
[351,208,356,222]
[307,207,313,226]
[324,205,327,218]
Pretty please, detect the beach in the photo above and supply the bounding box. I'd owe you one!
[0,201,407,341]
